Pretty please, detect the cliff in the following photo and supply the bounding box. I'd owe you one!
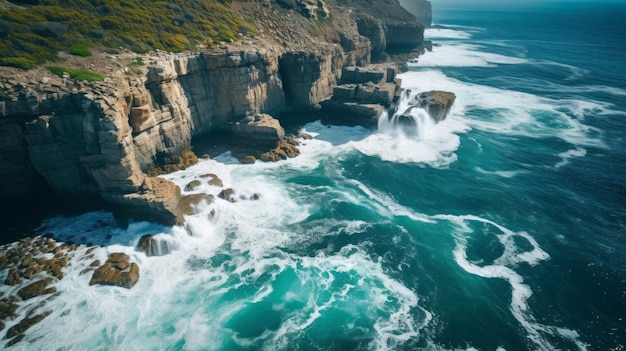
[398,0,433,27]
[0,0,428,226]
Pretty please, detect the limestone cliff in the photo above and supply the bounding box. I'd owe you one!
[0,0,428,226]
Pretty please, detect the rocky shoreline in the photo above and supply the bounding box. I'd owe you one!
[0,0,449,224]
[0,0,436,228]
[0,235,141,346]
[0,1,459,346]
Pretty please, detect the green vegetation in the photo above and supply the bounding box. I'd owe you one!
[68,44,91,57]
[0,0,257,69]
[47,66,104,81]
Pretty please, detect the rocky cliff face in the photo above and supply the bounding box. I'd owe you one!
[0,74,185,225]
[0,0,427,226]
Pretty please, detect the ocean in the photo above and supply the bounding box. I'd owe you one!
[1,2,625,350]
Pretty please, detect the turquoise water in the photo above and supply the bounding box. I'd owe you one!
[3,2,626,350]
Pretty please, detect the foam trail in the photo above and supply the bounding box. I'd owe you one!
[475,167,529,178]
[425,28,473,40]
[555,147,587,169]
[415,43,527,67]
[435,214,587,350]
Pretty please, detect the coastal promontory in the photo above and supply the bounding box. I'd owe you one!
[0,0,433,226]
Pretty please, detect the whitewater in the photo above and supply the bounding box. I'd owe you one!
[2,2,626,350]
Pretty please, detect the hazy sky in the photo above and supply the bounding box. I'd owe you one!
[431,0,622,9]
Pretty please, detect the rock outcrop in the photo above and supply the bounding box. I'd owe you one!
[17,277,56,300]
[0,0,428,226]
[408,90,456,122]
[137,234,171,257]
[231,113,285,142]
[320,64,402,126]
[335,0,425,57]
[89,252,140,289]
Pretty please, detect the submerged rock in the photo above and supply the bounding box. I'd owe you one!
[17,278,56,301]
[5,311,51,339]
[0,298,19,320]
[184,180,202,191]
[181,193,214,215]
[200,174,224,187]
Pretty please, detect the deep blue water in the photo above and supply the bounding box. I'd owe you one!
[1,2,625,350]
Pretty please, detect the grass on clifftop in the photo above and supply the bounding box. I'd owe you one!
[47,66,104,81]
[0,0,257,69]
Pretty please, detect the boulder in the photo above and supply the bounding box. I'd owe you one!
[5,268,21,286]
[181,193,214,215]
[184,180,202,192]
[218,188,236,203]
[411,90,456,122]
[231,114,285,142]
[333,84,358,101]
[6,334,25,347]
[43,257,67,279]
[298,0,330,19]
[259,139,301,162]
[103,177,184,226]
[89,253,140,289]
[200,174,224,187]
[107,253,130,270]
[239,155,256,164]
[137,234,170,257]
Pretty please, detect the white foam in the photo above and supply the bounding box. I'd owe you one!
[398,70,606,150]
[415,43,528,68]
[534,60,591,81]
[425,28,473,40]
[436,214,586,351]
[7,137,437,350]
[555,147,587,168]
[351,92,469,167]
[475,167,529,178]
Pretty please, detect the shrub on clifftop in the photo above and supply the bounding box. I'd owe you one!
[0,0,257,69]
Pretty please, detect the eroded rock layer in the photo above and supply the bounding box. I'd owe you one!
[0,0,430,225]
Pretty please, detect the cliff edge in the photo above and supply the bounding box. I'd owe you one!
[0,0,432,226]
